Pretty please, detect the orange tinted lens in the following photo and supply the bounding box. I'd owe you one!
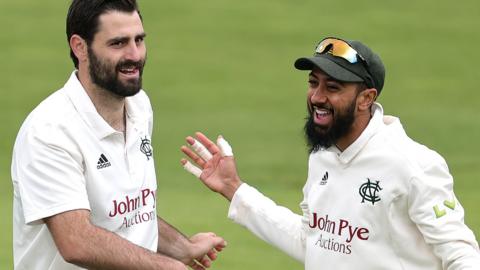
[315,38,358,63]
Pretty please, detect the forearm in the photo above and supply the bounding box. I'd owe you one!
[228,183,307,262]
[157,216,192,263]
[45,210,186,270]
[77,225,183,269]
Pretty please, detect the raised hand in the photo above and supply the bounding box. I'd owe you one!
[180,132,243,201]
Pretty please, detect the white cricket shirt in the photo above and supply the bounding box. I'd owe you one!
[12,71,158,269]
[228,103,480,269]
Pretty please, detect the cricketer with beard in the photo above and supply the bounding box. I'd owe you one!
[181,37,480,269]
[11,1,225,269]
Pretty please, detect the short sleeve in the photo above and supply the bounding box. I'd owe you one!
[12,123,90,224]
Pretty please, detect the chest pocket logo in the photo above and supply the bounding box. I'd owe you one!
[140,136,153,160]
[359,178,382,205]
[97,153,111,169]
[320,171,329,185]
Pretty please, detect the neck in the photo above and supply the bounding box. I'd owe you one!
[77,69,126,133]
[335,109,372,151]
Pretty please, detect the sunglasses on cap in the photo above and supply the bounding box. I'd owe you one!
[315,37,367,65]
[315,37,376,88]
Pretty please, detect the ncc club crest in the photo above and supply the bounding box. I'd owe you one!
[359,178,382,205]
[140,136,152,160]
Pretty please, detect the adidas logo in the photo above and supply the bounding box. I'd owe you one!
[97,154,111,169]
[320,171,329,185]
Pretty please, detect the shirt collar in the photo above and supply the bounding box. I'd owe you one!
[64,71,145,140]
[330,102,385,164]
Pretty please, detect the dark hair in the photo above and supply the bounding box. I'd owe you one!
[66,0,142,68]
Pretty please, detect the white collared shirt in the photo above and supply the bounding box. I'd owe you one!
[228,103,480,269]
[12,71,158,269]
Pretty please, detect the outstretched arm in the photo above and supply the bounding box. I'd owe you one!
[180,132,308,263]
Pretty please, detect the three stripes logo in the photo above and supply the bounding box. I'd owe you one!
[320,171,329,185]
[97,153,111,169]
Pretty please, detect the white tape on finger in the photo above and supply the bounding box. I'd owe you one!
[217,137,233,157]
[192,139,213,161]
[183,161,203,178]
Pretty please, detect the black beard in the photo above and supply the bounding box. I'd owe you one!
[304,99,356,153]
[88,46,146,97]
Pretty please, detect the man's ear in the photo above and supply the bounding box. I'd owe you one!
[70,34,88,64]
[357,88,378,111]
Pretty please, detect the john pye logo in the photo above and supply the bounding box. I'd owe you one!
[109,188,156,228]
[309,212,370,255]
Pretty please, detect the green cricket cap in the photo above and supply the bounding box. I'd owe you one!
[294,38,386,95]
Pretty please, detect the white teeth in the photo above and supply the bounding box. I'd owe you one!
[314,106,331,116]
[121,68,136,73]
[316,110,329,116]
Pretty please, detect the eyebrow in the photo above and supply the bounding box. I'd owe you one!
[326,78,344,85]
[107,32,147,44]
[308,72,345,85]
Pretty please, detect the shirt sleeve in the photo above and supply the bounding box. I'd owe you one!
[227,183,309,263]
[408,156,480,269]
[13,123,90,224]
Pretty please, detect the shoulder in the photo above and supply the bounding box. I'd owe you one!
[375,116,448,175]
[14,87,82,153]
[20,88,78,133]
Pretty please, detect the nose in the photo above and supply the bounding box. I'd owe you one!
[125,41,143,62]
[309,86,327,104]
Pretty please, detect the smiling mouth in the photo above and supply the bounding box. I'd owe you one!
[313,105,333,117]
[314,106,332,116]
[119,66,139,76]
[312,105,333,125]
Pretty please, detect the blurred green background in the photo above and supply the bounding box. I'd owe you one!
[1,0,479,269]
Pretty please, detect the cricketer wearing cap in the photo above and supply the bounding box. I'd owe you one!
[181,37,480,269]
[11,1,225,269]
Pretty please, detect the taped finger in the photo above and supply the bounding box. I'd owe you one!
[181,145,206,168]
[192,139,213,161]
[183,161,203,178]
[217,136,233,157]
